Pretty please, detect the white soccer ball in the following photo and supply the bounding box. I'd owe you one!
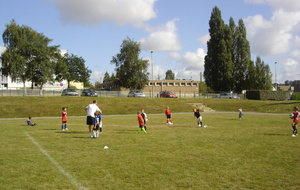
[203,125,208,128]
[104,146,109,149]
[289,113,294,118]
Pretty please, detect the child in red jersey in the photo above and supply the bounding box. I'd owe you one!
[61,107,68,131]
[291,106,299,137]
[165,106,173,125]
[137,111,147,133]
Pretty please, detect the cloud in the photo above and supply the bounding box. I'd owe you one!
[245,0,300,12]
[51,0,157,26]
[197,34,210,46]
[167,48,206,81]
[139,19,182,51]
[280,58,300,80]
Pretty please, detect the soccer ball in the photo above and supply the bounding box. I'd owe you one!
[103,146,109,149]
[289,113,294,118]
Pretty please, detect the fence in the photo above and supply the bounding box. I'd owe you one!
[0,89,247,99]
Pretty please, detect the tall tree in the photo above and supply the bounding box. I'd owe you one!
[63,53,91,88]
[165,70,175,80]
[111,37,149,90]
[230,18,252,92]
[204,7,233,91]
[1,20,62,89]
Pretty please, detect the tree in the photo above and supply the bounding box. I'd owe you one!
[230,18,252,92]
[111,37,149,90]
[63,53,91,88]
[254,57,273,90]
[165,70,175,80]
[1,20,62,89]
[204,7,233,91]
[103,72,111,83]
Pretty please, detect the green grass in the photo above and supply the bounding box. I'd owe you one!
[1,112,300,190]
[0,96,299,118]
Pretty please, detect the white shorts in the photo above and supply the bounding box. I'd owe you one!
[197,116,202,121]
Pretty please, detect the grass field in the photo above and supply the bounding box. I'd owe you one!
[1,111,299,190]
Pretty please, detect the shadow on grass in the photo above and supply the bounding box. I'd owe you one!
[260,133,290,136]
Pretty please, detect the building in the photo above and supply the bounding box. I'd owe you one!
[101,79,200,95]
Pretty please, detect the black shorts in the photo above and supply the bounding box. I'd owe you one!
[166,114,171,119]
[93,124,100,130]
[86,116,94,125]
[62,121,67,124]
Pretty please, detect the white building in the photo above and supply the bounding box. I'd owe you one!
[0,46,82,90]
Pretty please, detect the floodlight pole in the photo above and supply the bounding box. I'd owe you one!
[275,62,277,91]
[151,51,154,98]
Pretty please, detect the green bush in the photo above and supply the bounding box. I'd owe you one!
[246,90,288,100]
[291,93,300,100]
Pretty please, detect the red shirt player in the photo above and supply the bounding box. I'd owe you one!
[61,107,68,131]
[291,106,299,137]
[137,111,146,133]
[165,106,173,124]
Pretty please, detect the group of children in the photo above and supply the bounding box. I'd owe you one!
[136,106,206,133]
[61,107,103,138]
[26,104,299,138]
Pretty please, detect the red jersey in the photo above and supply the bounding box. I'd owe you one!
[137,114,144,125]
[293,111,299,122]
[62,111,67,121]
[165,109,171,115]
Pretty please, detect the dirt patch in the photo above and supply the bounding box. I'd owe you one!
[188,103,216,112]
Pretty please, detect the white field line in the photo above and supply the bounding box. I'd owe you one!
[25,132,88,190]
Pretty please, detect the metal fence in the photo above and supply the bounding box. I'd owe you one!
[0,89,229,99]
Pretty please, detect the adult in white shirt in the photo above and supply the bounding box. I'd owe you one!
[85,100,101,137]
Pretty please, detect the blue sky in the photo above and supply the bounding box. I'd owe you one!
[1,0,300,85]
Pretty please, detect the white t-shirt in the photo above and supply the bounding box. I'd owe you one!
[85,103,100,117]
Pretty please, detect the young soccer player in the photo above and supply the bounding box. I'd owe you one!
[137,111,147,133]
[193,108,203,127]
[61,107,68,131]
[26,117,37,126]
[291,106,299,137]
[239,108,244,119]
[165,106,173,124]
[141,108,148,131]
[93,111,103,138]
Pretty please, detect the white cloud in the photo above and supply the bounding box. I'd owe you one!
[245,0,300,12]
[139,19,182,51]
[51,0,157,26]
[197,34,210,46]
[91,71,103,83]
[244,0,300,82]
[280,58,300,80]
[182,48,206,71]
[166,48,206,81]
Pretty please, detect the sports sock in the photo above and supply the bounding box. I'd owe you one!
[142,128,147,133]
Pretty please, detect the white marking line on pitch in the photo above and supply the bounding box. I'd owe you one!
[25,132,88,190]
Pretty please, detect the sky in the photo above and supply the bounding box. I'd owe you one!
[1,0,300,85]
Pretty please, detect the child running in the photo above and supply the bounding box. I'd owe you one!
[193,108,203,127]
[93,111,103,138]
[137,111,147,133]
[291,106,299,137]
[61,107,68,131]
[165,106,173,125]
[141,108,148,131]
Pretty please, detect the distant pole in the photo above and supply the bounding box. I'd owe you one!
[275,62,277,91]
[151,51,154,98]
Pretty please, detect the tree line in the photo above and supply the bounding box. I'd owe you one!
[1,20,91,89]
[204,7,272,92]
